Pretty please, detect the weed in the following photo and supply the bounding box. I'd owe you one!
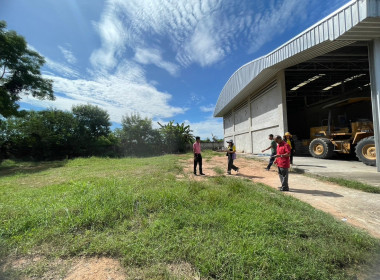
[213,166,225,175]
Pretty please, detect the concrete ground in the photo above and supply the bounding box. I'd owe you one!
[251,154,380,187]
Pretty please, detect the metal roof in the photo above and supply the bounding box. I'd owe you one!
[214,0,380,117]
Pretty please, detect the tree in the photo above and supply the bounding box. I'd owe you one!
[72,104,111,138]
[0,21,54,118]
[35,109,78,159]
[0,110,78,160]
[211,133,223,143]
[120,113,162,156]
[72,104,112,155]
[158,121,194,153]
[0,107,118,160]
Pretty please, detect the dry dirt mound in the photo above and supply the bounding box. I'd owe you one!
[64,257,125,280]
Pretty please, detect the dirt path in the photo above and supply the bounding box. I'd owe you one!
[186,155,380,239]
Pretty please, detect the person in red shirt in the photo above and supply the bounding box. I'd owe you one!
[193,136,205,175]
[273,135,291,191]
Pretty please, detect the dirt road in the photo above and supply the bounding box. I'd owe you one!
[186,155,380,239]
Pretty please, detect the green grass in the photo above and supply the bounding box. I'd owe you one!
[201,149,226,160]
[304,173,380,194]
[213,166,225,175]
[0,155,379,279]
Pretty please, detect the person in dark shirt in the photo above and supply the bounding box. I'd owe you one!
[261,134,277,170]
[226,140,239,175]
[284,132,295,165]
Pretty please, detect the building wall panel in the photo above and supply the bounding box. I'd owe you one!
[224,113,234,136]
[251,126,282,155]
[249,73,287,153]
[235,133,251,153]
[234,103,249,132]
[251,86,282,132]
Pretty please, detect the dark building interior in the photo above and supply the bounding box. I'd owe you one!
[285,42,372,141]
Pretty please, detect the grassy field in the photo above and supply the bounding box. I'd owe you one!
[0,153,379,279]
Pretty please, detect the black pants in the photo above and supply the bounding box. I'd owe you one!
[290,150,294,164]
[228,154,238,172]
[278,167,289,189]
[267,152,276,169]
[194,154,202,174]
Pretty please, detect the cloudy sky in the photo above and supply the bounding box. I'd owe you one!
[0,0,350,139]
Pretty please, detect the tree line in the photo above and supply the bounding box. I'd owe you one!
[1,20,199,161]
[0,104,195,161]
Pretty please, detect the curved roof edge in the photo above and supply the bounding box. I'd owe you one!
[214,0,380,117]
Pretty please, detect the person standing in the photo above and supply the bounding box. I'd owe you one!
[284,132,295,165]
[273,135,291,191]
[261,134,277,171]
[226,140,239,175]
[193,136,205,175]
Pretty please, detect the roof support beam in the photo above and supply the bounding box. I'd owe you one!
[368,38,380,171]
[286,69,368,72]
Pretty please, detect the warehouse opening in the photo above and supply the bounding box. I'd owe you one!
[285,42,376,166]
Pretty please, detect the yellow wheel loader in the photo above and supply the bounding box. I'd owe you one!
[308,98,376,166]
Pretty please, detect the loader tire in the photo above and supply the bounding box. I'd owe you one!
[309,138,334,159]
[356,136,376,166]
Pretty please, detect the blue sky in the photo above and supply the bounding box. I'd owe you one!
[0,0,351,139]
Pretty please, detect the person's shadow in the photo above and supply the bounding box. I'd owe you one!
[290,189,343,197]
[296,165,327,168]
[235,174,264,179]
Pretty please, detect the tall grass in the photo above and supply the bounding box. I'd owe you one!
[0,155,378,279]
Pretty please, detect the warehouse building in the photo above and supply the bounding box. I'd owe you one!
[214,0,380,171]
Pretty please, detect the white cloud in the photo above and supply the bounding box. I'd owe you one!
[89,0,315,69]
[28,44,79,78]
[21,0,333,134]
[90,0,225,69]
[184,116,223,139]
[188,93,206,106]
[21,94,87,112]
[22,61,187,123]
[200,104,215,113]
[247,0,309,53]
[179,21,225,67]
[134,48,179,76]
[44,57,80,78]
[58,45,77,64]
[32,0,328,80]
[90,5,126,69]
